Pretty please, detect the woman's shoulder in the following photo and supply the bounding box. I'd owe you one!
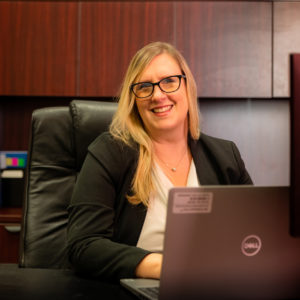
[196,132,236,149]
[192,133,253,184]
[192,132,242,162]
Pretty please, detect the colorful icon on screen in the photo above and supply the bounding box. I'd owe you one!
[6,157,26,168]
[0,152,27,169]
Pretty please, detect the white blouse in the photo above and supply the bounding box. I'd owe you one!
[136,159,200,252]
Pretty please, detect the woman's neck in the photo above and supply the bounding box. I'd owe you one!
[152,128,189,169]
[150,119,189,145]
[152,133,192,186]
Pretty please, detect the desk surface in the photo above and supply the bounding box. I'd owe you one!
[0,264,136,300]
[0,207,22,224]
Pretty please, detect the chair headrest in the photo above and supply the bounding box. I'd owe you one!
[70,100,117,171]
[31,106,74,167]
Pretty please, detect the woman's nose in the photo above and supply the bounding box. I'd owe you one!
[151,85,166,101]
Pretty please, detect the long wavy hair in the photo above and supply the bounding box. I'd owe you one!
[109,42,200,206]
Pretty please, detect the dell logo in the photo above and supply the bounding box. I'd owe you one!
[241,235,262,256]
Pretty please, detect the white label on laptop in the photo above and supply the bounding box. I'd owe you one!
[173,192,213,214]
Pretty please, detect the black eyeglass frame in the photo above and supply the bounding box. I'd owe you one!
[130,74,186,99]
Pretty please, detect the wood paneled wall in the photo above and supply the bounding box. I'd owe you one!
[79,2,175,96]
[0,98,72,150]
[274,2,300,97]
[0,1,300,152]
[0,2,79,96]
[291,54,300,236]
[176,2,271,98]
[1,1,300,99]
[0,1,272,98]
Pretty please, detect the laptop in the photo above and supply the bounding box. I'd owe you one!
[121,186,300,299]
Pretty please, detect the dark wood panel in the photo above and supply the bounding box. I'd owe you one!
[0,208,22,263]
[0,226,20,263]
[291,54,300,236]
[0,104,3,149]
[0,2,78,96]
[176,1,272,98]
[0,98,71,151]
[0,208,22,224]
[79,2,175,97]
[273,2,300,98]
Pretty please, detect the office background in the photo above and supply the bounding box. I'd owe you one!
[0,0,300,263]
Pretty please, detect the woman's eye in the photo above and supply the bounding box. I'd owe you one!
[162,77,175,84]
[137,83,152,90]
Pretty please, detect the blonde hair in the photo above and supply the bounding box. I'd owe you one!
[109,42,200,206]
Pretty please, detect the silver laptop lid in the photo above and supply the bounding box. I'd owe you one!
[159,186,300,299]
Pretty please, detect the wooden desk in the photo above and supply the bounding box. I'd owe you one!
[0,264,135,300]
[0,208,22,263]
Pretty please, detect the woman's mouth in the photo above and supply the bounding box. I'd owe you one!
[151,105,173,113]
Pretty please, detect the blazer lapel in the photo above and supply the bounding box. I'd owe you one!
[189,137,221,185]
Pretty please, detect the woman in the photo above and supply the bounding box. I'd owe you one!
[67,42,252,281]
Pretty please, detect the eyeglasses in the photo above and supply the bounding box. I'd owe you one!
[131,75,186,99]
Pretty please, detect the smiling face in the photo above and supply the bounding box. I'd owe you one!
[134,53,189,140]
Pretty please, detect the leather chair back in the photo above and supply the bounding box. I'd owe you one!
[19,100,117,268]
[70,100,117,171]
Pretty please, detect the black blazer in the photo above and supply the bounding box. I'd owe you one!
[67,132,252,281]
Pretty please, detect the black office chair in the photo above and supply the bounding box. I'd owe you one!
[19,100,117,268]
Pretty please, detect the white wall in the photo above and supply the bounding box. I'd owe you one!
[199,99,290,186]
